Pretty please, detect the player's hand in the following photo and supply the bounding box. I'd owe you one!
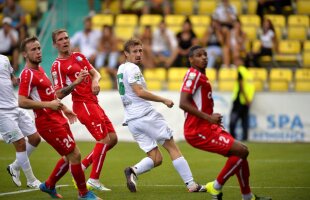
[74,69,89,85]
[63,109,77,124]
[11,76,20,86]
[209,113,223,125]
[163,99,174,108]
[92,80,100,95]
[49,99,63,110]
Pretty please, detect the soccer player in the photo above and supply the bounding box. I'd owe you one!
[50,29,117,191]
[18,36,101,200]
[179,46,271,200]
[0,54,41,188]
[117,38,205,193]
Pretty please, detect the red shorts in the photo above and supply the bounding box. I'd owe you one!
[73,101,116,141]
[38,123,76,156]
[185,124,235,156]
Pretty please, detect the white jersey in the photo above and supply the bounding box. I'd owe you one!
[0,55,18,109]
[117,62,153,123]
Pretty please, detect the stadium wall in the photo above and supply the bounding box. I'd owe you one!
[2,91,309,143]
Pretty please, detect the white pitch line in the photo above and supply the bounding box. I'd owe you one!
[1,184,309,197]
[0,184,70,197]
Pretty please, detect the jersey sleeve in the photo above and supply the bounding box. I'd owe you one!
[181,70,200,94]
[51,61,67,90]
[19,69,32,97]
[74,52,94,71]
[127,64,143,85]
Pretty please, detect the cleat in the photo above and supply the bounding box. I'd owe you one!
[206,181,223,200]
[86,179,111,191]
[78,191,102,200]
[27,179,41,189]
[39,182,63,199]
[249,194,272,200]
[124,167,137,192]
[188,183,206,192]
[7,164,21,187]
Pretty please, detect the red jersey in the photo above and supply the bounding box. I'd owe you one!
[181,67,214,135]
[51,52,98,103]
[19,66,67,131]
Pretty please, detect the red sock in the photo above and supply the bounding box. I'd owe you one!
[90,143,108,179]
[70,163,88,196]
[216,156,243,185]
[82,151,94,169]
[236,159,251,194]
[46,158,69,188]
[82,145,113,170]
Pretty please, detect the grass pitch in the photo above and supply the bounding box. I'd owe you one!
[0,141,309,200]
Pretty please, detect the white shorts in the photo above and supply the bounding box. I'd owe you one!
[128,110,173,153]
[0,108,37,144]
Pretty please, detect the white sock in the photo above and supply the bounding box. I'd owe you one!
[172,156,193,184]
[133,157,154,175]
[12,142,37,170]
[26,142,36,156]
[24,168,37,183]
[214,180,222,190]
[16,152,36,182]
[242,193,253,200]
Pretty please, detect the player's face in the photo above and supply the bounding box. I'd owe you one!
[125,45,143,65]
[54,32,70,54]
[24,41,42,65]
[190,48,208,69]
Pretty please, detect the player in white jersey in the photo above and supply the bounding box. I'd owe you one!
[0,55,41,188]
[117,38,205,193]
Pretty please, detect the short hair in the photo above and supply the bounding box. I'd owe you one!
[188,45,203,58]
[20,36,39,52]
[52,28,67,43]
[124,38,142,53]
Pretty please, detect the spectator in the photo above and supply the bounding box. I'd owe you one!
[139,25,155,69]
[213,0,237,30]
[256,0,292,21]
[152,20,178,68]
[226,19,247,67]
[70,16,101,66]
[95,25,120,88]
[174,18,198,67]
[229,58,255,141]
[213,0,237,62]
[201,17,225,68]
[246,18,278,67]
[143,0,171,15]
[3,0,27,41]
[0,17,19,71]
[120,0,145,16]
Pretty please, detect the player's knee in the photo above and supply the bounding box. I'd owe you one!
[241,146,249,159]
[108,133,118,149]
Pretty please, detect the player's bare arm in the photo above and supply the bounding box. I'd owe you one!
[62,105,77,124]
[131,83,174,108]
[89,68,101,95]
[56,69,89,99]
[18,95,63,110]
[179,91,222,124]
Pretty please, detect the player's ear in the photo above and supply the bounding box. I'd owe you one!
[124,51,129,58]
[22,51,27,59]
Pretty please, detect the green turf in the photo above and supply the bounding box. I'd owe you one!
[0,141,310,200]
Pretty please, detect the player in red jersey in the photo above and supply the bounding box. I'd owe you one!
[179,46,272,200]
[50,29,117,191]
[18,36,101,200]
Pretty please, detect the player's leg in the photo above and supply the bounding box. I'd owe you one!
[124,117,161,192]
[124,147,161,192]
[73,102,111,191]
[162,138,205,192]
